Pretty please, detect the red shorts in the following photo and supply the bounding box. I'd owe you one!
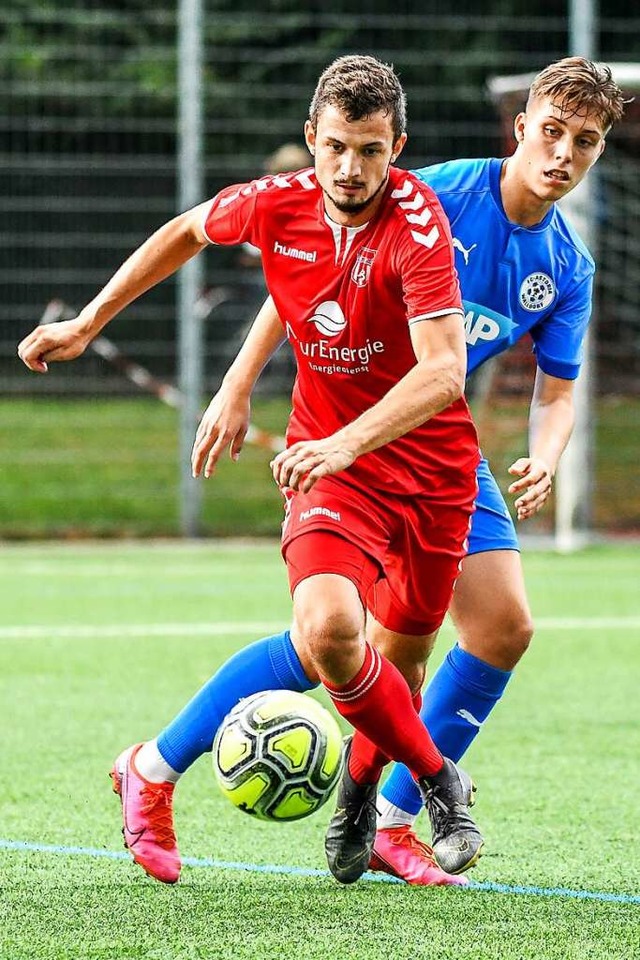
[281,473,475,636]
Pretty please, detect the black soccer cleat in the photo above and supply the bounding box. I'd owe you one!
[324,738,379,884]
[419,757,484,875]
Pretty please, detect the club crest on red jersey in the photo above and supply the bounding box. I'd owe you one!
[351,247,377,288]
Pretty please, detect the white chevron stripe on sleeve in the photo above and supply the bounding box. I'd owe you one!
[391,180,413,199]
[411,226,440,248]
[399,192,426,211]
[406,207,434,227]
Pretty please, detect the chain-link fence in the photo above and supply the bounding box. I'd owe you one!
[2,2,639,536]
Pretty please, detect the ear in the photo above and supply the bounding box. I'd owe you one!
[513,111,526,143]
[391,132,407,163]
[304,119,316,156]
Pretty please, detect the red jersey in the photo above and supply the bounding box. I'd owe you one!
[203,166,479,496]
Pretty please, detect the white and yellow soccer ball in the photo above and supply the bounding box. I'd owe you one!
[212,690,345,822]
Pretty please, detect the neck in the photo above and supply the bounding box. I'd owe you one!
[500,156,553,227]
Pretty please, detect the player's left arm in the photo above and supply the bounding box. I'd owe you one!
[271,313,466,493]
[507,368,576,520]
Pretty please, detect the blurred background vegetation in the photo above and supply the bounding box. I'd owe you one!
[1,2,639,537]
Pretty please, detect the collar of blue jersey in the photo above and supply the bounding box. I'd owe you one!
[489,158,555,233]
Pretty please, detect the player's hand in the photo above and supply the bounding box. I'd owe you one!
[17,317,93,373]
[191,385,251,478]
[507,457,553,520]
[270,438,357,493]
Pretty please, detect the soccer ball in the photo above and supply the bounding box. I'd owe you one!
[212,690,345,822]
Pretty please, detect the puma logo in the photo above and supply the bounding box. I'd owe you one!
[452,237,477,265]
[456,708,482,728]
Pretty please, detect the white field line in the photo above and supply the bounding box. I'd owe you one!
[0,622,285,640]
[0,539,277,556]
[1,557,636,579]
[0,617,639,641]
[7,564,639,580]
[0,563,279,578]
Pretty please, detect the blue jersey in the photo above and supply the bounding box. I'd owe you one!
[413,158,594,380]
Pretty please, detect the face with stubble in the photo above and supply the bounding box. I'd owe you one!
[305,104,406,227]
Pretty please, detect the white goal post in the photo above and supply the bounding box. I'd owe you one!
[486,64,640,552]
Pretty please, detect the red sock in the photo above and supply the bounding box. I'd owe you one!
[348,732,390,784]
[348,679,426,783]
[322,644,442,783]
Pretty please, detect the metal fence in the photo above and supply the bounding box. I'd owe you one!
[1,3,639,536]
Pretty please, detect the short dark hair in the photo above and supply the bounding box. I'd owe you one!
[528,57,627,132]
[309,55,407,141]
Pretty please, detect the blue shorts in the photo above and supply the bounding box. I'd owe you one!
[467,457,519,556]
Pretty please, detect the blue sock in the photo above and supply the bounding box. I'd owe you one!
[157,630,317,773]
[381,643,512,815]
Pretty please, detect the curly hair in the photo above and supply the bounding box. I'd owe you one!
[309,55,406,140]
[528,57,627,132]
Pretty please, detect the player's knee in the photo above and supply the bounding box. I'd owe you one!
[460,605,534,670]
[294,606,363,679]
[493,607,535,665]
[509,609,535,659]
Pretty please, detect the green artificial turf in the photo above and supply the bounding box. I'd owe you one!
[1,543,639,958]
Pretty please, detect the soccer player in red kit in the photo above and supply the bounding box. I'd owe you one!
[18,55,483,886]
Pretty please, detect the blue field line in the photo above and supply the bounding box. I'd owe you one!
[2,837,640,904]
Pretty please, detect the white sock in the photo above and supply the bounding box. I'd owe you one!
[377,796,418,831]
[134,739,182,784]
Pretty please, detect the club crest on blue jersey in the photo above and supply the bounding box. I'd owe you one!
[351,247,377,288]
[519,273,556,312]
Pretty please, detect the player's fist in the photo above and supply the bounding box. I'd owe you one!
[18,317,93,373]
[270,438,357,493]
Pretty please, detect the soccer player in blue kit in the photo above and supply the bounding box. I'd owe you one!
[367,56,627,883]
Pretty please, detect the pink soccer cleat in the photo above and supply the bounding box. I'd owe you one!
[110,743,181,884]
[369,827,469,886]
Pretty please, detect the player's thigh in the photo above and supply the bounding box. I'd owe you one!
[453,458,534,668]
[367,497,473,638]
[281,474,390,565]
[285,529,380,683]
[450,549,534,669]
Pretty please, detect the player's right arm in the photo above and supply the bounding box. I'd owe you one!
[510,267,593,519]
[18,202,213,373]
[507,368,576,520]
[191,295,285,478]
